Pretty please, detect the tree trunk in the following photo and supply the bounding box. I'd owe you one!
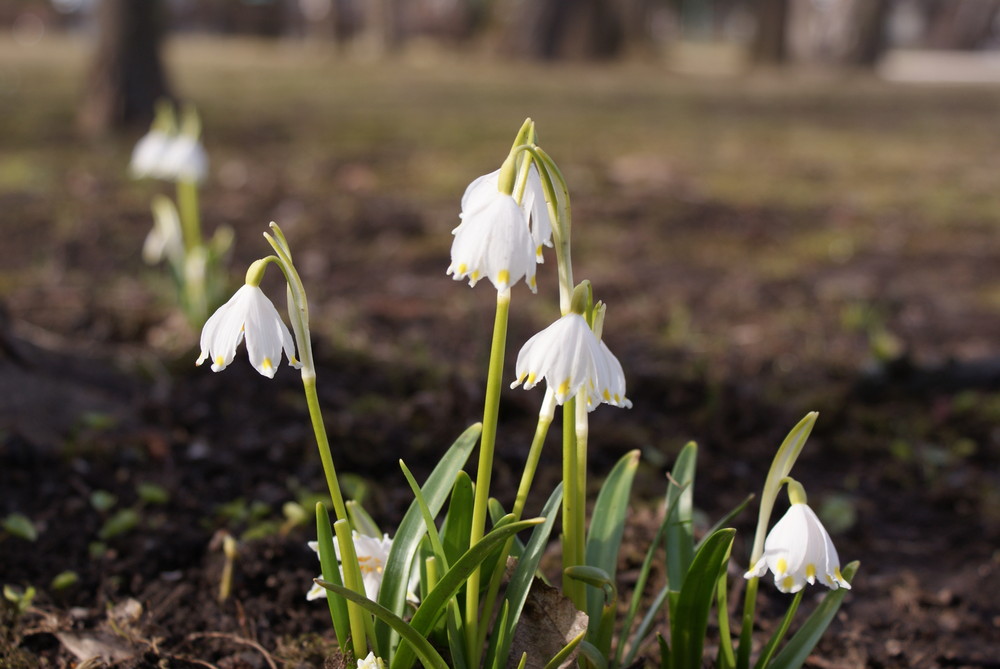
[752,0,788,64]
[78,0,171,136]
[500,0,624,60]
[845,0,890,67]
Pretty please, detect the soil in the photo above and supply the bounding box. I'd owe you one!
[2,38,1000,669]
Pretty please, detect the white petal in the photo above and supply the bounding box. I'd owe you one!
[130,130,171,178]
[306,577,327,601]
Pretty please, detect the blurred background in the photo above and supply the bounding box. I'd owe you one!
[2,0,1000,666]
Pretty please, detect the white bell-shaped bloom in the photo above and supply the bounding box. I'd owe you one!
[306,532,419,603]
[196,284,298,378]
[744,502,851,593]
[159,134,209,183]
[511,312,631,411]
[460,167,553,262]
[142,197,184,266]
[356,652,386,669]
[129,129,172,179]
[448,179,536,292]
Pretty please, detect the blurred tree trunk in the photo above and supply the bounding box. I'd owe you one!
[78,0,170,135]
[844,0,890,67]
[500,0,624,60]
[752,0,788,64]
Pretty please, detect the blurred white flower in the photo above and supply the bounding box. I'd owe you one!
[142,196,184,266]
[744,502,851,593]
[196,284,298,378]
[307,532,419,603]
[511,312,631,411]
[159,134,209,183]
[448,172,537,292]
[356,652,386,669]
[129,129,172,180]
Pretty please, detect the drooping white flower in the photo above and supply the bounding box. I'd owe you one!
[159,134,209,183]
[196,284,298,378]
[744,502,851,593]
[461,167,553,262]
[356,652,386,669]
[142,196,184,266]
[306,532,419,603]
[511,312,631,411]
[130,129,173,179]
[449,175,536,292]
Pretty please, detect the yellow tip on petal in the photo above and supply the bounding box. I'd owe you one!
[776,558,788,576]
[498,269,510,286]
[458,263,468,274]
[806,564,817,580]
[261,358,273,372]
[529,275,537,289]
[215,356,225,367]
[603,389,611,401]
[557,379,570,398]
[470,270,480,281]
[527,372,537,385]
[782,576,795,591]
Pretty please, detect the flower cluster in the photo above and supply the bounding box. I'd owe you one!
[307,531,419,604]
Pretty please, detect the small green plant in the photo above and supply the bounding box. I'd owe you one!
[193,119,856,668]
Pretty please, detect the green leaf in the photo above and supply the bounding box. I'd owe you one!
[585,449,639,647]
[98,509,140,540]
[315,503,350,652]
[136,483,170,505]
[485,484,562,669]
[375,423,480,658]
[670,528,736,669]
[543,630,586,669]
[440,471,474,568]
[388,517,543,669]
[665,442,697,591]
[50,571,79,591]
[578,640,608,669]
[89,490,118,513]
[766,561,859,669]
[2,513,37,542]
[316,580,451,669]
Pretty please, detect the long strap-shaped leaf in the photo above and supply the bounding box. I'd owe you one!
[375,423,481,657]
[585,450,640,649]
[765,561,859,669]
[391,517,544,669]
[670,528,736,669]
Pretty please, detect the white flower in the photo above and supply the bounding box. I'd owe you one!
[511,312,631,411]
[306,532,419,603]
[130,129,172,179]
[142,196,184,266]
[461,167,553,261]
[356,652,386,669]
[744,502,851,593]
[159,134,209,183]
[448,172,537,292]
[196,284,298,378]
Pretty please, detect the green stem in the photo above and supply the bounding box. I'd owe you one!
[262,227,348,523]
[304,376,348,522]
[752,589,803,669]
[736,577,759,669]
[477,390,556,653]
[561,399,583,608]
[573,396,588,606]
[465,288,511,666]
[176,179,203,252]
[717,569,736,669]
